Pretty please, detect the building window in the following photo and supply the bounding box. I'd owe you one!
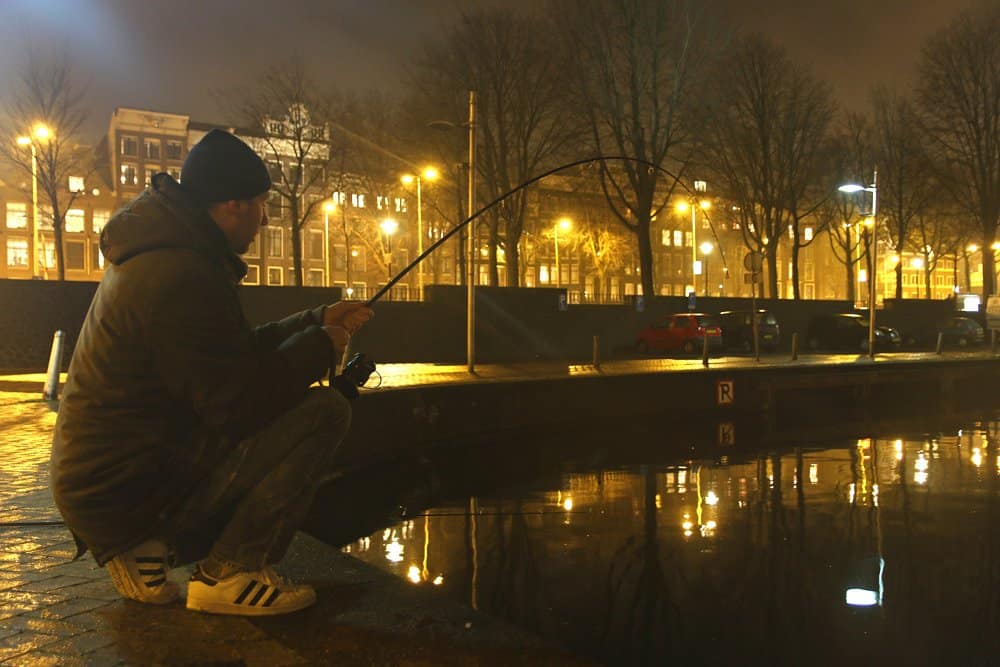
[167,167,181,181]
[5,202,27,229]
[165,140,183,161]
[661,229,671,246]
[144,138,161,160]
[120,136,138,156]
[267,266,283,285]
[267,161,282,184]
[307,269,324,286]
[92,209,110,234]
[350,283,367,300]
[91,245,106,270]
[244,265,260,285]
[267,227,283,257]
[267,191,283,219]
[64,209,85,233]
[395,198,407,213]
[68,176,85,193]
[308,230,324,260]
[673,230,683,247]
[246,235,259,258]
[393,284,409,301]
[333,244,347,270]
[144,168,161,186]
[349,248,365,272]
[120,163,138,186]
[65,240,85,270]
[351,193,365,208]
[6,239,28,267]
[38,240,56,271]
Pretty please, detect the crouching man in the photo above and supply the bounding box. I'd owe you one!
[51,129,373,616]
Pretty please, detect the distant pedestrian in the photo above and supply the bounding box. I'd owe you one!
[51,129,372,616]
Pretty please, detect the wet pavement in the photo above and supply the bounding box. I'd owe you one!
[0,351,997,665]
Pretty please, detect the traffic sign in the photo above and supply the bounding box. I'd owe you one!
[743,251,763,272]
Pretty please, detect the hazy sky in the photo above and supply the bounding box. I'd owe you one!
[0,0,982,142]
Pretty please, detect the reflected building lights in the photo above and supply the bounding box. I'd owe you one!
[972,448,983,468]
[895,439,904,462]
[809,463,819,485]
[407,565,422,583]
[705,490,719,506]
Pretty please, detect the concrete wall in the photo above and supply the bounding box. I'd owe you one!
[0,278,965,370]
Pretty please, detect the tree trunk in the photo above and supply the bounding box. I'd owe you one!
[984,229,997,297]
[290,198,303,286]
[506,242,520,288]
[846,259,855,304]
[766,247,779,299]
[895,262,903,299]
[637,217,654,300]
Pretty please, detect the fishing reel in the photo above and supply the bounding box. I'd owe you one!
[330,352,376,400]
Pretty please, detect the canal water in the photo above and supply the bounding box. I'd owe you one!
[324,410,1000,665]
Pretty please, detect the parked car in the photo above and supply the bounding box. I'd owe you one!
[806,314,901,352]
[718,310,781,352]
[936,316,985,347]
[636,313,723,354]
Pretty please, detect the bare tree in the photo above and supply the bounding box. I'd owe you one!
[826,113,874,304]
[407,8,578,287]
[705,35,834,298]
[221,58,338,286]
[917,3,1000,296]
[0,54,89,281]
[551,0,722,299]
[872,86,937,299]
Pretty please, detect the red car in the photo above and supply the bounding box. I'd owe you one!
[636,313,723,354]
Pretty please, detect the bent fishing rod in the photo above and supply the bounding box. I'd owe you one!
[364,155,729,307]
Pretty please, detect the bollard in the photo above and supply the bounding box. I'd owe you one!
[592,335,601,369]
[935,332,944,355]
[702,334,710,367]
[791,332,798,361]
[43,330,65,401]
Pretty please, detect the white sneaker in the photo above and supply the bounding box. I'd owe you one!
[185,565,316,616]
[106,539,179,605]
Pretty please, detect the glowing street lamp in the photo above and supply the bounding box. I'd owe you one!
[675,198,711,294]
[699,241,714,294]
[16,123,53,279]
[554,217,572,288]
[380,218,399,297]
[401,166,439,300]
[839,170,879,359]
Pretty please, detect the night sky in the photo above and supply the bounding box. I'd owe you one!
[0,0,982,142]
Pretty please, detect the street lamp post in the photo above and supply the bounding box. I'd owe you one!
[401,166,439,300]
[839,169,879,359]
[700,241,714,294]
[16,124,51,279]
[554,217,572,288]
[323,201,335,288]
[380,218,398,299]
[675,198,711,294]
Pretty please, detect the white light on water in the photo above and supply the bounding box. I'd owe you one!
[845,588,879,606]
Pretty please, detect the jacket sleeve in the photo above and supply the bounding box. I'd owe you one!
[251,305,327,351]
[145,262,332,442]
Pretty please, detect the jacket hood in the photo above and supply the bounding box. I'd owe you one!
[100,173,247,279]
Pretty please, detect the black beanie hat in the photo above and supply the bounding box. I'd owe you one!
[180,129,271,204]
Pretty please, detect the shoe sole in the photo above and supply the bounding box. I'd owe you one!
[185,595,316,616]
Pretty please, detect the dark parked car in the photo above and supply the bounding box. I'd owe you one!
[806,313,901,352]
[936,316,984,347]
[718,310,781,352]
[636,313,723,354]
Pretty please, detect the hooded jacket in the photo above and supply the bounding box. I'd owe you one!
[51,174,334,565]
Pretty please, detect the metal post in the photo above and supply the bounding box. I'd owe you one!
[868,169,879,360]
[691,203,697,294]
[554,223,560,288]
[467,91,476,372]
[43,330,64,400]
[323,208,330,287]
[592,335,600,369]
[416,176,423,300]
[702,333,709,367]
[936,332,944,355]
[30,144,40,279]
[791,332,798,361]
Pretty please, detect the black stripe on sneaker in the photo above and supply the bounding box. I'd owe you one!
[234,581,257,604]
[249,584,269,606]
[262,589,281,607]
[144,576,167,587]
[138,568,164,576]
[135,556,165,564]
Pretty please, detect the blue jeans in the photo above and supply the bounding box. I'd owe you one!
[167,388,352,570]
